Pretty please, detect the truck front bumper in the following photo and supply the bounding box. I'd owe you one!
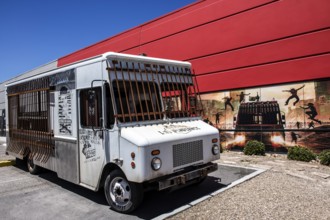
[156,162,218,190]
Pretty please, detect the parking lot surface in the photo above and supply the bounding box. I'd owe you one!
[0,159,259,220]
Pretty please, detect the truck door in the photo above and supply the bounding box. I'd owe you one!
[78,86,105,188]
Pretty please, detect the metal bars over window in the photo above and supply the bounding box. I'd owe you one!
[107,59,202,123]
[7,76,54,163]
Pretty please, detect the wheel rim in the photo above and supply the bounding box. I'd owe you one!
[109,177,131,206]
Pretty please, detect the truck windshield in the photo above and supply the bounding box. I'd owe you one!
[107,59,201,123]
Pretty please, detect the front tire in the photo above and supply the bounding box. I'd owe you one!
[104,170,143,213]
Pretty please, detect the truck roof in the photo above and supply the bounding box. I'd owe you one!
[103,52,191,67]
[6,52,191,87]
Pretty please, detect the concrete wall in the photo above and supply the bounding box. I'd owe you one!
[0,60,57,110]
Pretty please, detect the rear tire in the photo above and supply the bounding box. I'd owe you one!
[104,169,143,213]
[27,156,41,175]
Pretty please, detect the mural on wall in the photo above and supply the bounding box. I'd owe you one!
[200,79,330,152]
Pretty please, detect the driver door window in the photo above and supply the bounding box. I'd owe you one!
[80,88,102,128]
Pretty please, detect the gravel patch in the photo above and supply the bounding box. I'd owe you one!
[168,151,330,220]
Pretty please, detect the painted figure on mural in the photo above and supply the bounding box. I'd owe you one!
[222,96,234,111]
[203,118,213,126]
[255,92,260,102]
[290,131,301,144]
[215,112,223,125]
[308,121,315,129]
[296,121,301,129]
[249,92,260,102]
[282,84,305,106]
[237,92,250,103]
[300,103,322,124]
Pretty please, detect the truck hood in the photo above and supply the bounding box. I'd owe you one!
[120,120,218,147]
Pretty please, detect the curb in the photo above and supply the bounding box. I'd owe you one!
[0,160,16,167]
[152,164,266,220]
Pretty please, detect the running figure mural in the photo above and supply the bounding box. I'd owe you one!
[199,80,330,152]
[222,96,234,111]
[282,84,305,106]
[300,103,322,124]
[237,91,250,103]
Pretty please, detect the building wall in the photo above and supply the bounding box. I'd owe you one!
[56,0,330,151]
[201,79,330,152]
[58,0,330,93]
[3,0,329,107]
[0,61,57,136]
[2,0,330,148]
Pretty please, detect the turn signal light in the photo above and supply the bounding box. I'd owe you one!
[212,138,218,143]
[151,150,160,156]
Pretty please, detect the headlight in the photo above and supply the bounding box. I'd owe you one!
[151,157,162,171]
[212,144,220,155]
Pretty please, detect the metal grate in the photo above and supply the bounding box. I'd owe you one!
[106,59,202,123]
[173,140,203,167]
[7,78,54,163]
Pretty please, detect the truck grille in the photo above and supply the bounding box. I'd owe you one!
[173,140,203,167]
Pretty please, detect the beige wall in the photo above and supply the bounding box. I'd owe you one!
[0,60,58,110]
[0,60,58,136]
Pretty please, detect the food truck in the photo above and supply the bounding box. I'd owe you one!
[6,52,220,213]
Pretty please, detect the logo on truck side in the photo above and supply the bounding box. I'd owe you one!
[80,130,101,161]
[158,124,200,135]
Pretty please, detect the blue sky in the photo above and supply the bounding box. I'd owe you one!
[0,0,195,83]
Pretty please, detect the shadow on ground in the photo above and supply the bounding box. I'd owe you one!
[14,160,258,219]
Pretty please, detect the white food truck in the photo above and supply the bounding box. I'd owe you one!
[6,52,220,213]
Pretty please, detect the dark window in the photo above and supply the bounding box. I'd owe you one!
[113,80,161,122]
[107,60,201,123]
[80,87,102,128]
[15,90,49,131]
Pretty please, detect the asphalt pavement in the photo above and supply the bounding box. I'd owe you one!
[0,151,261,220]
